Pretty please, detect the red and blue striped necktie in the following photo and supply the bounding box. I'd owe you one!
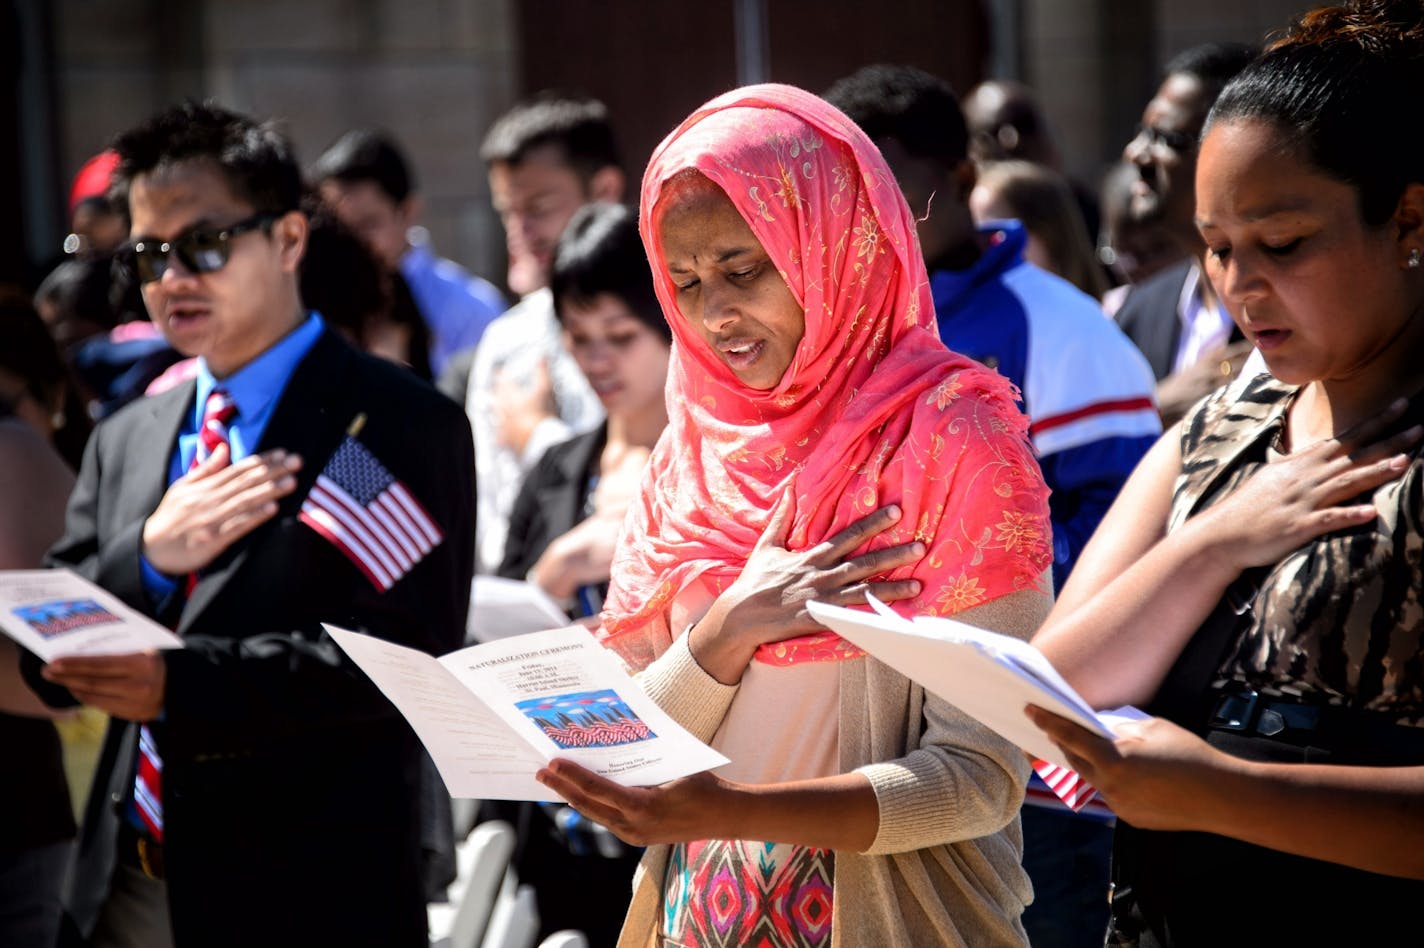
[134,388,237,842]
[193,388,237,467]
[183,389,236,600]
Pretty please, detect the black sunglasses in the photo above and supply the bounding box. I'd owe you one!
[1130,123,1197,154]
[123,213,277,284]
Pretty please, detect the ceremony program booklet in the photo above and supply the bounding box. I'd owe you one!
[327,624,730,801]
[806,595,1144,772]
[0,569,185,661]
[467,576,572,643]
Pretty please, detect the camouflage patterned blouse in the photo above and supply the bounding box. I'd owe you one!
[1171,374,1424,723]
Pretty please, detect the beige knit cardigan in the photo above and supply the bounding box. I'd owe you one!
[614,602,1042,948]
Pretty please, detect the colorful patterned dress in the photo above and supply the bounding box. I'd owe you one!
[659,659,842,947]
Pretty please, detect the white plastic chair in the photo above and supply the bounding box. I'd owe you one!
[537,932,589,948]
[479,873,540,948]
[429,819,516,948]
[451,796,481,840]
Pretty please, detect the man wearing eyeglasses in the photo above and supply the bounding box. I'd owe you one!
[1114,43,1259,426]
[22,102,474,948]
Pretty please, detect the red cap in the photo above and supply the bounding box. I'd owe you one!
[69,150,120,215]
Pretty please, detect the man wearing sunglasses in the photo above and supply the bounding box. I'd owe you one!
[23,101,474,948]
[1114,43,1258,426]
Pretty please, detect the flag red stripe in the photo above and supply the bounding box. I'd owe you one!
[368,493,425,562]
[311,481,408,579]
[318,481,417,574]
[300,505,392,590]
[375,492,433,556]
[305,484,393,580]
[388,482,442,546]
[1032,758,1098,811]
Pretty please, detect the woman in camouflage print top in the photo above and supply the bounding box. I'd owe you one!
[1027,2,1424,945]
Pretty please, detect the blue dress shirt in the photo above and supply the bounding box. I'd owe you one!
[140,314,326,600]
[399,242,505,376]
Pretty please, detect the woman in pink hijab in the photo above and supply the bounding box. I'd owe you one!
[536,84,1053,947]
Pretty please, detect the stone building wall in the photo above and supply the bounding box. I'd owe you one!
[39,0,1320,286]
[51,0,518,290]
[1023,0,1314,192]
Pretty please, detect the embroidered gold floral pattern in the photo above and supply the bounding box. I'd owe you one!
[722,444,784,472]
[747,186,776,223]
[915,511,934,545]
[995,509,1044,554]
[602,89,1052,670]
[829,163,855,213]
[774,162,801,211]
[927,375,964,410]
[936,574,987,613]
[853,217,884,261]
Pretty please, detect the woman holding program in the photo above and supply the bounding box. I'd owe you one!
[1028,2,1424,944]
[536,84,1054,946]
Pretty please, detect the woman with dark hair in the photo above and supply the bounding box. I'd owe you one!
[499,201,670,615]
[493,201,669,946]
[1028,3,1424,944]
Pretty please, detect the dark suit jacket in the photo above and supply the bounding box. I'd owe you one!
[32,330,475,947]
[1113,260,1194,381]
[496,424,605,587]
[1114,260,1246,381]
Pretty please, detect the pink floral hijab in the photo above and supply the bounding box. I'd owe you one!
[600,84,1050,670]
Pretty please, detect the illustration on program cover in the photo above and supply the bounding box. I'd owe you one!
[13,598,122,640]
[517,689,657,749]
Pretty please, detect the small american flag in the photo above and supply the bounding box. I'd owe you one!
[299,433,443,591]
[1032,758,1099,812]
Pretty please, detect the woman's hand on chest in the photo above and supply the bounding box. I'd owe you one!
[689,491,924,684]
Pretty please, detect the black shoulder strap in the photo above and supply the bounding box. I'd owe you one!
[1148,380,1293,725]
[1153,383,1424,727]
[1145,567,1265,727]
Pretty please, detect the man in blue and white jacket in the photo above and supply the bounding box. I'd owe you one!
[827,66,1159,590]
[928,219,1159,588]
[828,64,1161,948]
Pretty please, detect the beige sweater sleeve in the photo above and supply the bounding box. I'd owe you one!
[857,693,1032,855]
[854,583,1051,855]
[635,632,740,743]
